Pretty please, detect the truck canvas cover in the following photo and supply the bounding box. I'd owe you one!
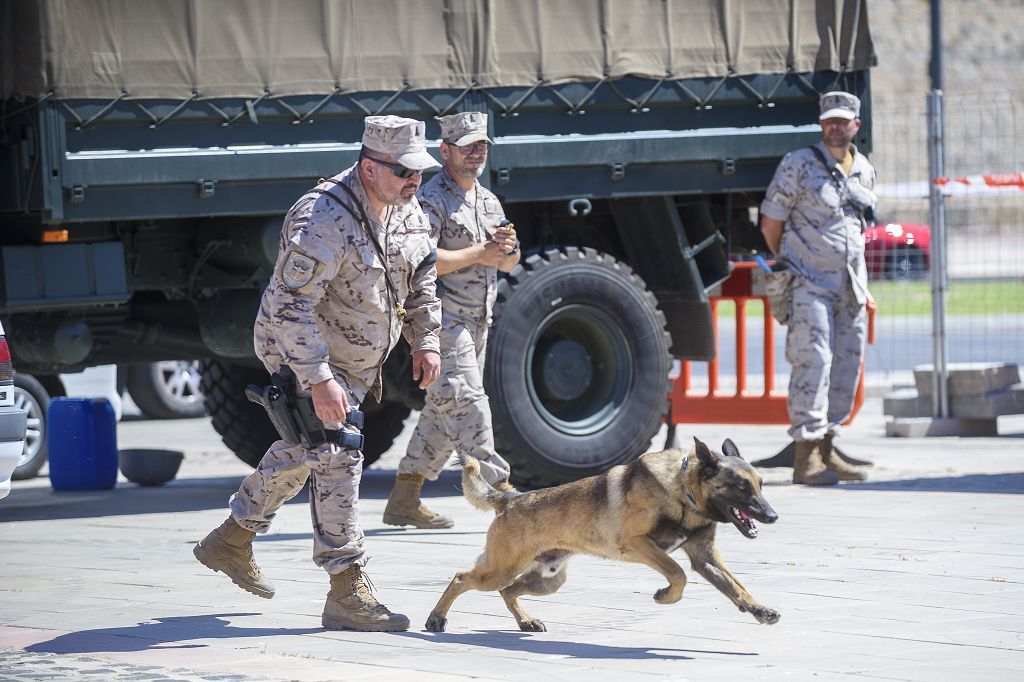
[3,0,875,101]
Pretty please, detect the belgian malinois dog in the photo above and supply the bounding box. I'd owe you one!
[425,438,780,632]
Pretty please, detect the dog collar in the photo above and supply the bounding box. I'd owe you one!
[680,455,700,513]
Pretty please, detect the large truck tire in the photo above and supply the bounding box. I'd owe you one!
[200,359,408,469]
[485,246,672,489]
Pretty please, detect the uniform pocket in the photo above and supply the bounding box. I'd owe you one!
[765,270,795,326]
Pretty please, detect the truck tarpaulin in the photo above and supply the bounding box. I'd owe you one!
[2,0,875,101]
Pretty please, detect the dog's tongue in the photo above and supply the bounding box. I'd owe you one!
[730,506,758,536]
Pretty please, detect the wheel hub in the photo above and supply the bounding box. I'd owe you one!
[540,340,593,401]
[526,304,632,436]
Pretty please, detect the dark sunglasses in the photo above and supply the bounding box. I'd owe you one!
[360,155,421,179]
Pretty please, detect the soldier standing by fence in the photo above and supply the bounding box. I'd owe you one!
[194,116,442,631]
[384,112,521,529]
[760,92,876,486]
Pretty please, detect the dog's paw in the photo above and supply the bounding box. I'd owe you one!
[424,613,448,632]
[519,619,547,632]
[654,586,683,604]
[752,606,781,625]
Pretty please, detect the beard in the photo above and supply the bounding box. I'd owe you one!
[825,131,853,147]
[452,156,486,180]
[370,181,418,206]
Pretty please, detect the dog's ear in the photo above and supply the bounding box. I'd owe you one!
[693,437,718,470]
[721,438,743,460]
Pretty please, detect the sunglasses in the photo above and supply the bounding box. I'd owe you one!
[361,155,421,179]
[448,141,489,155]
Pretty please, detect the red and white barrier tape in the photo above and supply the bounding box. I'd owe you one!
[875,172,1024,198]
[935,172,1024,189]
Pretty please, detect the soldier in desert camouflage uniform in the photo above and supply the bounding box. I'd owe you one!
[760,92,876,486]
[383,112,520,529]
[194,116,442,631]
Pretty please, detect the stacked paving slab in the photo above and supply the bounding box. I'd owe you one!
[883,362,1024,436]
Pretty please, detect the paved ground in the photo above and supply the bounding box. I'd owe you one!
[1,400,1022,681]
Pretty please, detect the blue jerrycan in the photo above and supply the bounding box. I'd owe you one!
[47,397,118,491]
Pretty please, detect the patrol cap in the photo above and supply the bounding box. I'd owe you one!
[362,115,441,170]
[819,91,861,121]
[438,111,493,146]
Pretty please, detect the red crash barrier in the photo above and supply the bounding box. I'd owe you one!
[669,262,876,425]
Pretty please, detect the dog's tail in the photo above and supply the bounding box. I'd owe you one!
[457,454,512,513]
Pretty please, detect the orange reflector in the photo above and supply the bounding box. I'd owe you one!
[43,229,69,243]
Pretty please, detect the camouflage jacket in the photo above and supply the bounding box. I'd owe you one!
[760,142,877,304]
[254,166,441,401]
[417,169,506,326]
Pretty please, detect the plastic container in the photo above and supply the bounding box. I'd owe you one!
[47,397,118,491]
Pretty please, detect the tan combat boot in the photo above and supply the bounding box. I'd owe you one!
[322,565,410,632]
[383,473,454,529]
[793,440,839,486]
[193,516,275,598]
[821,433,868,482]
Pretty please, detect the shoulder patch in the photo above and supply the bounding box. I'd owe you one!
[281,250,318,289]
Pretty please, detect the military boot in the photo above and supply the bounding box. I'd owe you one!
[821,434,868,481]
[383,473,454,529]
[322,565,410,632]
[792,440,839,486]
[193,516,275,598]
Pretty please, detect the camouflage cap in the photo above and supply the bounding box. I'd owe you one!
[438,111,493,146]
[819,91,861,121]
[362,115,440,170]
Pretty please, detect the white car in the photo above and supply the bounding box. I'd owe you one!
[0,320,28,499]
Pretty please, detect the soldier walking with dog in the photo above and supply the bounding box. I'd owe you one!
[760,92,876,486]
[384,112,521,529]
[194,116,442,631]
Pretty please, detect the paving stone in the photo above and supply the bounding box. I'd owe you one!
[2,400,1023,681]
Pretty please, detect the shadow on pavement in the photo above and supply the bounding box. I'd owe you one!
[839,472,1024,494]
[25,614,321,654]
[0,469,462,524]
[361,468,464,500]
[400,629,756,660]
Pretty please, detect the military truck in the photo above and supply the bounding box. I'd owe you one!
[0,0,875,487]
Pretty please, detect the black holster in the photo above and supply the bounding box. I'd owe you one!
[245,367,364,451]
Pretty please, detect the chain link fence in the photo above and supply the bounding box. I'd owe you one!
[869,93,1024,389]
[683,93,1024,404]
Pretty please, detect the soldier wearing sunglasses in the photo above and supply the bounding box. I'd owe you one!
[384,111,521,530]
[196,116,442,633]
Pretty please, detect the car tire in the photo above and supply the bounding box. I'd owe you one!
[200,359,404,469]
[11,373,50,480]
[886,246,927,281]
[126,361,206,419]
[485,246,672,489]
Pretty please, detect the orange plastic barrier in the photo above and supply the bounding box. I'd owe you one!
[668,262,875,425]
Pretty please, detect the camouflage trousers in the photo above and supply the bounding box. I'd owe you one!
[229,398,366,574]
[785,281,867,442]
[400,320,511,485]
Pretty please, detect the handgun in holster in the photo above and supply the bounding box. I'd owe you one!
[245,366,365,451]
